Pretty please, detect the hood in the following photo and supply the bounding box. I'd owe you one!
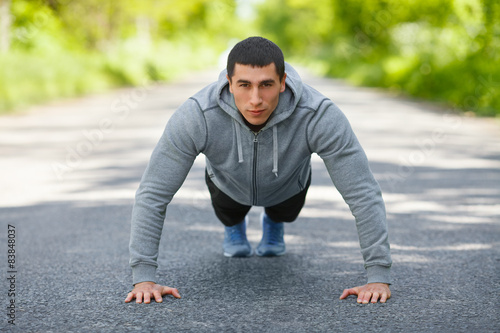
[215,63,304,178]
[216,62,304,128]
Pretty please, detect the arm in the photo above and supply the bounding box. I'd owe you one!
[128,100,207,292]
[307,102,392,300]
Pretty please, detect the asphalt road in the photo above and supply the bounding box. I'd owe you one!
[1,68,499,332]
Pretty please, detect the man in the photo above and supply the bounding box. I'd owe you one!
[125,37,392,305]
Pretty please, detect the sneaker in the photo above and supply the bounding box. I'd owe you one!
[223,217,253,257]
[256,213,286,257]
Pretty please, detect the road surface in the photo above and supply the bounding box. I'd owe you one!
[1,68,499,332]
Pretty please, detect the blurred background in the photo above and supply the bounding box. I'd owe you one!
[0,0,498,116]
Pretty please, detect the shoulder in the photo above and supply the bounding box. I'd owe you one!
[297,83,335,113]
[168,81,219,123]
[188,81,220,113]
[297,85,351,133]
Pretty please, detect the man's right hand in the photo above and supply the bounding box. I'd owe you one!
[124,281,181,304]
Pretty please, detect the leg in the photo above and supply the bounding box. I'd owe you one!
[257,173,311,256]
[205,171,251,226]
[264,173,311,222]
[205,171,252,257]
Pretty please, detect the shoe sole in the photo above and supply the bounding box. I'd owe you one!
[255,249,286,257]
[223,249,254,257]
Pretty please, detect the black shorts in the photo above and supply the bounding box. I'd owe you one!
[205,170,311,226]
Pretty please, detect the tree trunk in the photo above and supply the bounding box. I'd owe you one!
[0,0,11,52]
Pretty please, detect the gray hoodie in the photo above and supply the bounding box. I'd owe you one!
[129,64,392,285]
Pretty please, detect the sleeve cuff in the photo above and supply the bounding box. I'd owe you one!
[132,264,157,285]
[366,265,391,285]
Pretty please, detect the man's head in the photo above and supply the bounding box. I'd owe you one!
[226,37,287,126]
[227,37,285,83]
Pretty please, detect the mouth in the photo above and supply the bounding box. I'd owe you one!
[247,109,266,115]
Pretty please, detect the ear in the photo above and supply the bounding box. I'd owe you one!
[280,73,287,93]
[226,74,233,94]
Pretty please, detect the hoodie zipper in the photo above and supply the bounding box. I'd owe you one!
[252,131,259,205]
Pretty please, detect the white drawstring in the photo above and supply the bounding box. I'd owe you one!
[233,119,244,163]
[272,126,278,177]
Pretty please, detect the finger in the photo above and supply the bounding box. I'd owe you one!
[135,292,143,304]
[124,292,135,303]
[171,288,181,299]
[144,292,151,304]
[359,291,371,304]
[339,288,358,300]
[356,291,363,303]
[153,290,163,303]
[380,292,388,303]
[163,287,182,299]
[370,292,380,303]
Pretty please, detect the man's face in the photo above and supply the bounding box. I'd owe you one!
[227,63,286,126]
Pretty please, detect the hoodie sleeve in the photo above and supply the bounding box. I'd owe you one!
[129,99,207,285]
[307,101,392,285]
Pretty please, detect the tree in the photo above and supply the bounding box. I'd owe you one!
[0,0,11,52]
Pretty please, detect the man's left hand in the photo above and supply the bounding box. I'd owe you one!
[339,283,391,304]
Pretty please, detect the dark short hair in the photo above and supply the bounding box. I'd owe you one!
[227,37,285,82]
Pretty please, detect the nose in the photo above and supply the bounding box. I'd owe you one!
[249,87,262,106]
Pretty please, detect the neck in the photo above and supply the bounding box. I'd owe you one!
[241,116,268,133]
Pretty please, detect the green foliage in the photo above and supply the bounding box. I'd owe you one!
[0,0,244,113]
[256,0,500,117]
[3,0,497,117]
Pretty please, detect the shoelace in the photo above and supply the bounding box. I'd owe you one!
[263,222,283,245]
[227,225,247,244]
